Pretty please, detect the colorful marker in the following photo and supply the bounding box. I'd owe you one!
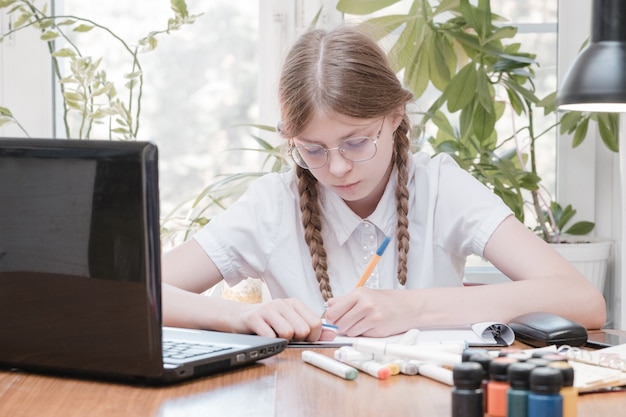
[302,350,358,380]
[338,358,391,380]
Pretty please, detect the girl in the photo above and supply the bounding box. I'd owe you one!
[162,26,605,342]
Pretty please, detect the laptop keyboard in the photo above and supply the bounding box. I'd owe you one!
[163,340,234,360]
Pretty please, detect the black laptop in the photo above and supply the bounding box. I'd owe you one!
[0,138,287,384]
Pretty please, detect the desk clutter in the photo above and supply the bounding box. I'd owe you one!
[301,330,626,417]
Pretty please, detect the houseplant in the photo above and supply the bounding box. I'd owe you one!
[337,0,616,290]
[0,0,198,139]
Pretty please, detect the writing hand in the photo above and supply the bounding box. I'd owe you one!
[324,287,413,337]
[236,298,336,342]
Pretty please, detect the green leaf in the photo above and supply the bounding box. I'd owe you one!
[366,14,410,41]
[0,106,14,117]
[73,24,94,33]
[558,111,583,134]
[485,26,517,44]
[13,12,32,30]
[63,92,85,101]
[446,63,477,112]
[52,48,77,58]
[472,100,496,143]
[57,19,76,26]
[428,32,453,91]
[40,31,59,41]
[564,221,595,235]
[596,112,619,152]
[336,0,402,15]
[171,0,190,19]
[404,46,429,99]
[475,67,493,113]
[571,117,589,148]
[537,91,557,115]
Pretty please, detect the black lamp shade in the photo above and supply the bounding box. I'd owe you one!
[557,0,626,112]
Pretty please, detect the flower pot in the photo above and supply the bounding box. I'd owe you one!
[550,236,612,293]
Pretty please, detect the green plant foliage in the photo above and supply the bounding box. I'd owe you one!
[0,0,200,139]
[338,0,620,243]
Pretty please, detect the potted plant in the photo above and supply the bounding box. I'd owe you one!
[0,0,198,139]
[337,0,616,291]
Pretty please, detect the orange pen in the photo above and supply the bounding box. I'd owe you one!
[354,236,391,288]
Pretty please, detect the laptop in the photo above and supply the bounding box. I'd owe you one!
[0,138,287,384]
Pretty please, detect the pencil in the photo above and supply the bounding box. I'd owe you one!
[354,236,391,288]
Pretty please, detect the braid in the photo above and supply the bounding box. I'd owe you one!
[296,166,334,301]
[393,117,412,285]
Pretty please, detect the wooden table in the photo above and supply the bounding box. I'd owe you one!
[1,340,625,417]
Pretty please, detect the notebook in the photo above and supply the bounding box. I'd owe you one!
[0,138,287,384]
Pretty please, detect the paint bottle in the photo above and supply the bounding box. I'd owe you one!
[507,362,537,417]
[462,348,489,362]
[487,356,518,417]
[452,362,484,417]
[468,352,492,414]
[528,367,563,417]
[548,362,577,417]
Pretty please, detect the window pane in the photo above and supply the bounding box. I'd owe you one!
[59,0,261,246]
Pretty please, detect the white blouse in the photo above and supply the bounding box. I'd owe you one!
[193,152,512,315]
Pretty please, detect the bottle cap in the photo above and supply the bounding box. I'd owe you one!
[462,348,489,362]
[530,367,563,394]
[453,362,484,389]
[548,362,575,387]
[525,358,550,368]
[489,357,518,382]
[507,362,537,390]
[468,353,492,378]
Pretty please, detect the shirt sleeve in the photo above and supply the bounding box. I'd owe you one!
[191,172,291,286]
[429,153,513,258]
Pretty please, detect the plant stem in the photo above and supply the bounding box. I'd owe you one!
[526,100,552,242]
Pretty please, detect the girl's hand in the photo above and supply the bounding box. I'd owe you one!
[234,298,336,342]
[324,287,413,337]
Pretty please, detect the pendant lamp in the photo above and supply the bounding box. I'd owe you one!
[557,0,626,112]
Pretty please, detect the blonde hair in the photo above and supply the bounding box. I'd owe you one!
[278,26,413,300]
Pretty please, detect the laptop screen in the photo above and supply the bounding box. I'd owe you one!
[0,139,164,378]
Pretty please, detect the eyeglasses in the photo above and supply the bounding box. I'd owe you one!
[288,118,384,170]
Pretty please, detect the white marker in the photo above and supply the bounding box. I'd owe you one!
[334,346,376,362]
[352,339,462,367]
[339,358,392,380]
[302,350,358,380]
[414,361,454,386]
[392,358,419,375]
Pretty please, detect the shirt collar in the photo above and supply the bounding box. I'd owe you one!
[320,165,400,245]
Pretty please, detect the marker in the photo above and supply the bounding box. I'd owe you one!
[416,362,455,386]
[302,350,358,380]
[383,360,401,375]
[334,346,375,362]
[393,358,419,375]
[354,236,391,288]
[399,329,421,345]
[352,339,462,367]
[338,358,391,380]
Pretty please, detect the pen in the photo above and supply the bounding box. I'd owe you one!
[302,350,358,380]
[354,235,391,288]
[322,322,339,332]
